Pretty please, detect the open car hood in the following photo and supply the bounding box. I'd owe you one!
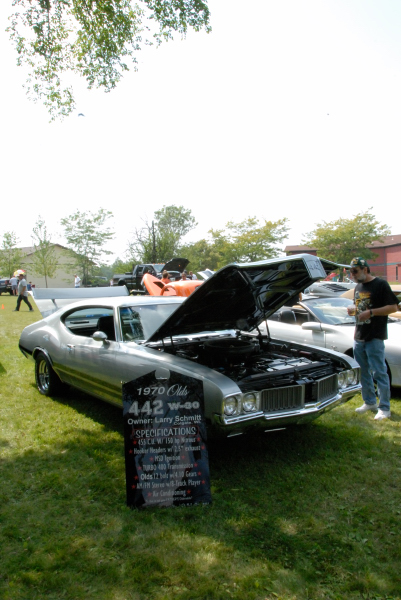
[146,254,337,342]
[162,257,189,273]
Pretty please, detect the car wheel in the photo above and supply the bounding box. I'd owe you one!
[35,352,63,396]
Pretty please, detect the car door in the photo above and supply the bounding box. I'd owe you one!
[269,319,326,349]
[61,306,121,403]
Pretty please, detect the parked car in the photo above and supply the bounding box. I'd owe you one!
[303,280,356,297]
[0,277,12,295]
[115,258,189,293]
[142,273,203,297]
[19,255,361,437]
[83,276,110,287]
[265,296,401,387]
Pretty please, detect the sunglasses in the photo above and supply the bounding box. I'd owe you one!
[350,268,360,274]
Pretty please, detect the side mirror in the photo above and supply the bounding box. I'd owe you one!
[301,322,322,332]
[92,331,110,344]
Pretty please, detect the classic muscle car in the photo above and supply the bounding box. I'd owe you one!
[19,255,361,437]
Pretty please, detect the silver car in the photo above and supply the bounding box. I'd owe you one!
[266,296,401,388]
[19,255,361,437]
[303,280,356,297]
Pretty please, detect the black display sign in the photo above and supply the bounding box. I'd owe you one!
[123,370,212,508]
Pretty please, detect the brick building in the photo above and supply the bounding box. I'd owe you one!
[285,235,401,281]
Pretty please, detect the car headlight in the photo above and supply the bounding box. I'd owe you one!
[347,369,358,386]
[338,372,347,389]
[223,396,240,416]
[242,392,258,412]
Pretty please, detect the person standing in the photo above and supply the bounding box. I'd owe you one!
[347,257,398,420]
[74,274,81,288]
[13,273,34,312]
[161,271,171,284]
[10,275,18,295]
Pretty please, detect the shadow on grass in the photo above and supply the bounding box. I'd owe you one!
[2,387,401,599]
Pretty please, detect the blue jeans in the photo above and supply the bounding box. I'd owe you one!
[354,338,390,412]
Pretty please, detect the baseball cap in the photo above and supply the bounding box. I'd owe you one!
[349,257,368,269]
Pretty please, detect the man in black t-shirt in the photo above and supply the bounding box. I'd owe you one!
[347,257,398,420]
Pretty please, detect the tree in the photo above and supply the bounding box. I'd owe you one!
[180,235,227,271]
[0,232,25,277]
[8,0,211,119]
[128,205,197,263]
[30,216,59,287]
[60,208,114,283]
[303,210,391,268]
[111,257,133,274]
[222,216,289,263]
[180,217,290,271]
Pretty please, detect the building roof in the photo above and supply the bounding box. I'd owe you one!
[20,243,70,256]
[369,234,401,248]
[284,244,317,253]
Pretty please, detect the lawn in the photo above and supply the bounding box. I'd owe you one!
[1,293,400,600]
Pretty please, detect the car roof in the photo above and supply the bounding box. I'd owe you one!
[33,288,184,318]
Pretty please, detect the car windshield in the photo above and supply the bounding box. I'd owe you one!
[302,297,356,325]
[119,303,180,342]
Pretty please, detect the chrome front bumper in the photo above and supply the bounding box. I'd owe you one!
[212,384,361,437]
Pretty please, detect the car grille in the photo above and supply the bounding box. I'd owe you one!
[261,373,338,413]
[312,374,338,402]
[261,385,305,413]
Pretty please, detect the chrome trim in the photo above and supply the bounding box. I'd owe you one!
[261,385,305,412]
[213,383,362,435]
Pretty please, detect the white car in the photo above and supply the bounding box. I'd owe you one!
[264,296,401,387]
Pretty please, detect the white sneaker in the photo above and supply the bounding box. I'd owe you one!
[374,409,391,420]
[355,403,378,414]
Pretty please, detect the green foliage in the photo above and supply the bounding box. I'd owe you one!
[182,217,290,271]
[223,216,289,263]
[303,209,390,265]
[7,0,211,119]
[60,208,114,282]
[128,204,197,263]
[29,216,59,287]
[180,236,225,271]
[0,231,25,277]
[94,262,115,279]
[111,256,133,274]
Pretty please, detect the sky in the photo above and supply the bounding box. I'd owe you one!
[1,0,401,263]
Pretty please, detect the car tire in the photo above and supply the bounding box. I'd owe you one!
[35,352,64,396]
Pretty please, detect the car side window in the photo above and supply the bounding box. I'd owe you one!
[120,307,145,341]
[64,307,115,339]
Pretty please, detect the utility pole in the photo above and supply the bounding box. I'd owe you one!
[152,221,156,263]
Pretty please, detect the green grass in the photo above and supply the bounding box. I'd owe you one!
[1,293,401,600]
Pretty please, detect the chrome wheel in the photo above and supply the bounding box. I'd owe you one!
[37,357,50,393]
[35,352,63,396]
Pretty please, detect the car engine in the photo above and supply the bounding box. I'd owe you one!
[154,333,345,396]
